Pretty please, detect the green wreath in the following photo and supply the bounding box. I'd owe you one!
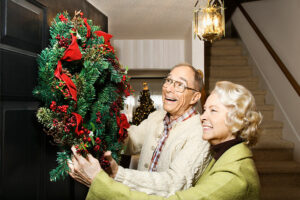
[33,11,131,182]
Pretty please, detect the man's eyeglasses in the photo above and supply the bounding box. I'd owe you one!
[163,78,199,93]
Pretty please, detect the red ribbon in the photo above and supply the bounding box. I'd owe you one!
[72,112,83,136]
[116,114,130,137]
[94,31,113,46]
[54,60,77,102]
[83,18,91,38]
[61,33,82,62]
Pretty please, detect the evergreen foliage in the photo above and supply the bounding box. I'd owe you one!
[33,11,132,181]
[132,83,156,126]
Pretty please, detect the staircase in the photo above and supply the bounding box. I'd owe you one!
[206,38,300,200]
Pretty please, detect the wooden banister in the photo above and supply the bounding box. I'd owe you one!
[238,4,300,97]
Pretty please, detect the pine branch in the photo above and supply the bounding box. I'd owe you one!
[49,151,71,182]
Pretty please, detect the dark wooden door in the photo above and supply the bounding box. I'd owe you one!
[0,1,107,199]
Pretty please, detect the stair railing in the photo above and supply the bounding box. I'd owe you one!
[238,4,300,97]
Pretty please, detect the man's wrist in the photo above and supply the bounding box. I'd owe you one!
[114,165,125,181]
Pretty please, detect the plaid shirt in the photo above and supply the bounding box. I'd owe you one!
[149,107,197,172]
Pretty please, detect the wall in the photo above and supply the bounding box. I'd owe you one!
[112,26,204,73]
[112,40,185,69]
[232,0,300,161]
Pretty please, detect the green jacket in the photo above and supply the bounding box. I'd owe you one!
[86,143,260,200]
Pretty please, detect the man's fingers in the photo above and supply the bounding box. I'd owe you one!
[104,151,113,161]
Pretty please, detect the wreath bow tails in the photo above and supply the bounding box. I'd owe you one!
[83,18,91,38]
[33,11,132,182]
[116,114,130,141]
[54,60,77,102]
[94,30,115,52]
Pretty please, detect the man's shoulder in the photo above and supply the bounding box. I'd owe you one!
[179,113,202,129]
[145,109,166,121]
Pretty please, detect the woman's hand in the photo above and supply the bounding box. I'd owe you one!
[68,146,102,187]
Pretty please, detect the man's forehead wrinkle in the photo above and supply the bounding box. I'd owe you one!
[179,77,188,84]
[168,73,189,84]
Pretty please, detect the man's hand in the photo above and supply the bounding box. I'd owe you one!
[68,146,102,187]
[103,151,119,178]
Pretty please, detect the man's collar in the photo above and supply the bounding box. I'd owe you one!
[165,107,197,125]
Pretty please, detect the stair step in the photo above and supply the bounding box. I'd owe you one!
[254,134,294,149]
[208,56,248,66]
[208,66,252,78]
[257,161,300,187]
[252,90,266,105]
[252,120,288,161]
[259,120,284,138]
[208,46,243,56]
[252,148,293,161]
[256,161,300,173]
[210,39,239,46]
[207,89,266,105]
[258,104,274,120]
[261,186,300,200]
[261,120,283,129]
[209,77,259,91]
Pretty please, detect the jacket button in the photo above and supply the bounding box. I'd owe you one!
[144,163,149,168]
[151,146,156,150]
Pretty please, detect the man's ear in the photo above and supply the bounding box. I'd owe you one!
[190,91,201,105]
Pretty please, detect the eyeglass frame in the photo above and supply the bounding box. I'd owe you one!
[162,77,199,93]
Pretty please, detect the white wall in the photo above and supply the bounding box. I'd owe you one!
[232,0,300,161]
[112,40,185,69]
[184,24,192,65]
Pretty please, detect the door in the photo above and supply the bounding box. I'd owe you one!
[0,0,107,199]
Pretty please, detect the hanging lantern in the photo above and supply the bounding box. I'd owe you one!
[194,0,225,42]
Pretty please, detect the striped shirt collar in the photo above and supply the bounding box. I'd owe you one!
[164,107,197,131]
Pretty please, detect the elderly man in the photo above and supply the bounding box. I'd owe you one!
[69,64,210,197]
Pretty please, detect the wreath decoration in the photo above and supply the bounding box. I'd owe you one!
[33,11,132,181]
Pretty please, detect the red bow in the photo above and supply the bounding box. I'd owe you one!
[54,60,77,102]
[94,31,113,46]
[83,18,91,38]
[72,112,83,136]
[61,33,82,61]
[116,114,130,138]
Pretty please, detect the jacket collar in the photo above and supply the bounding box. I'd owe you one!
[214,143,253,167]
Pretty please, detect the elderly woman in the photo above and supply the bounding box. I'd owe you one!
[69,81,262,200]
